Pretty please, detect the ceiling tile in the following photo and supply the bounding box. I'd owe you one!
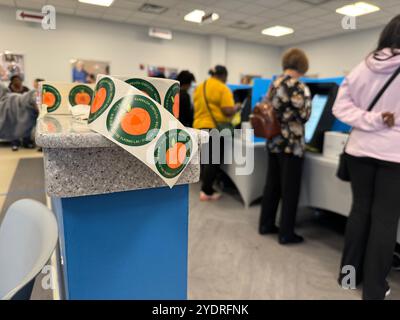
[147,0,180,7]
[237,3,268,15]
[46,0,77,9]
[75,9,104,18]
[186,0,216,6]
[295,6,330,18]
[319,12,343,23]
[318,0,355,11]
[55,6,75,14]
[15,0,46,10]
[219,11,251,22]
[0,0,15,6]
[277,0,312,13]
[253,0,291,8]
[212,0,244,10]
[102,7,132,18]
[76,2,107,12]
[112,0,142,10]
[6,0,397,47]
[256,8,290,19]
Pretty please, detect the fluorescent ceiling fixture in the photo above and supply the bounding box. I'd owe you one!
[336,2,380,17]
[262,25,294,37]
[78,0,114,7]
[184,9,204,23]
[184,9,219,24]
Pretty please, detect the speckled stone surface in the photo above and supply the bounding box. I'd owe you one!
[36,115,209,148]
[36,115,207,198]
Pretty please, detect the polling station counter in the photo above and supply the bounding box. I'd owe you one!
[36,114,208,300]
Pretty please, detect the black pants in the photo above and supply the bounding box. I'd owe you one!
[339,154,400,300]
[201,131,226,195]
[259,152,303,238]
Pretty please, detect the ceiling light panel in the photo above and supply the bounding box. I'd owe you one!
[336,2,380,17]
[262,25,294,37]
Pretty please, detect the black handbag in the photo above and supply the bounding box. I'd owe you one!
[203,80,234,135]
[337,65,400,181]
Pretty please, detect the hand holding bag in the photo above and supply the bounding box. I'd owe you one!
[337,65,400,181]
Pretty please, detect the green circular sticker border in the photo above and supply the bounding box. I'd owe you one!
[42,84,62,113]
[125,78,161,104]
[154,129,193,179]
[164,82,180,116]
[106,95,162,147]
[88,77,116,124]
[68,85,94,107]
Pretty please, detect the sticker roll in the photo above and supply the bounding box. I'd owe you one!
[40,82,95,115]
[88,74,197,188]
[113,76,180,119]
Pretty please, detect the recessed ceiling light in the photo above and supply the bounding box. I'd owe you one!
[336,2,380,17]
[184,9,219,24]
[184,10,205,23]
[261,26,294,37]
[78,0,114,7]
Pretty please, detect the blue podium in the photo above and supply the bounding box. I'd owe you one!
[36,115,203,300]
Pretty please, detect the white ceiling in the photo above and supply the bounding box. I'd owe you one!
[1,0,399,46]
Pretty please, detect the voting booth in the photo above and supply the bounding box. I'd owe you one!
[221,77,345,207]
[227,84,253,125]
[302,80,340,152]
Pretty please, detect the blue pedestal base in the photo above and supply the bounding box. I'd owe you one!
[52,185,189,300]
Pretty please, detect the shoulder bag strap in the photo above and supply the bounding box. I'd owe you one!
[367,65,400,112]
[344,64,400,148]
[203,80,219,128]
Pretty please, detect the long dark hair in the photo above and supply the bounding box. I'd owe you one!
[372,14,400,60]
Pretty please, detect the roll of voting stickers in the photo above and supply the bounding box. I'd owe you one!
[87,74,197,188]
[106,95,162,147]
[114,76,180,119]
[154,129,193,179]
[41,82,94,115]
[88,77,115,123]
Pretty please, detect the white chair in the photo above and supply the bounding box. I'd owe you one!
[0,199,58,300]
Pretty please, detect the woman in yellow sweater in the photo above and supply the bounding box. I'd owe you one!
[193,65,240,201]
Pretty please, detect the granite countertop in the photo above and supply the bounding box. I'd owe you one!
[36,115,209,149]
[36,115,208,198]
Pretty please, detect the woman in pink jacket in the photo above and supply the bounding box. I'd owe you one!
[333,15,400,300]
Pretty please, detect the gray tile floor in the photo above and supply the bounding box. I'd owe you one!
[188,183,400,300]
[3,145,398,300]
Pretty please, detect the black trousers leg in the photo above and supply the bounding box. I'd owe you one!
[201,132,224,195]
[11,139,20,147]
[259,152,281,229]
[362,162,400,300]
[339,155,376,285]
[279,153,303,238]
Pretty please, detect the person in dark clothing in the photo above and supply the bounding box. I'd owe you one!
[8,75,29,94]
[176,70,196,127]
[259,48,312,245]
[193,66,240,201]
[0,84,37,143]
[8,75,35,151]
